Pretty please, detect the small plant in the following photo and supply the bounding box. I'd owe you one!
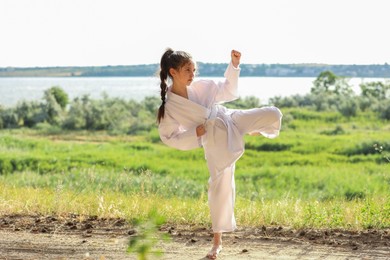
[127,208,170,260]
[374,143,390,163]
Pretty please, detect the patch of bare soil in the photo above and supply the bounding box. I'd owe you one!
[0,214,389,259]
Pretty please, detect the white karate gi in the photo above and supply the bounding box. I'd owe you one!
[159,63,282,233]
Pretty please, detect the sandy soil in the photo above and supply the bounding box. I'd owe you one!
[0,214,389,260]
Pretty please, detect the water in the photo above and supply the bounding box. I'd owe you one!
[0,76,384,108]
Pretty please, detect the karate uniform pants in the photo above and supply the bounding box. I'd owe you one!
[207,106,282,233]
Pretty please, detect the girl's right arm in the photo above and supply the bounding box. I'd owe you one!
[158,116,202,150]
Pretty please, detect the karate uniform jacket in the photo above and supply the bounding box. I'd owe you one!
[158,63,244,172]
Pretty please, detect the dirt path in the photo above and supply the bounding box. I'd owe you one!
[0,214,389,259]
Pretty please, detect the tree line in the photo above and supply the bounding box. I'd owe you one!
[1,63,390,77]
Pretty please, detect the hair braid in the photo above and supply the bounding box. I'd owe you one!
[157,70,168,123]
[157,48,174,123]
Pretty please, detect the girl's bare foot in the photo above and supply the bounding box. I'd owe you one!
[207,244,222,259]
[207,233,222,259]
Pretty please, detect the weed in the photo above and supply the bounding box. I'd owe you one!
[127,208,170,260]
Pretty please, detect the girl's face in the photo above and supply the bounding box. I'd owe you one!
[170,61,196,87]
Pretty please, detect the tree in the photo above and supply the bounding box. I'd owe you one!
[312,71,337,94]
[311,71,353,97]
[310,71,355,113]
[45,86,69,109]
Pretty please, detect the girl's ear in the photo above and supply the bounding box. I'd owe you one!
[169,68,177,78]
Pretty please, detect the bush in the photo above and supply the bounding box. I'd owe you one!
[225,96,261,109]
[339,141,390,156]
[62,97,87,130]
[62,94,156,134]
[345,190,366,201]
[15,101,46,127]
[142,96,160,115]
[34,122,63,135]
[360,81,390,100]
[376,100,390,120]
[269,95,299,108]
[357,96,379,112]
[0,108,19,128]
[0,158,13,174]
[45,86,69,109]
[44,91,66,125]
[337,98,359,118]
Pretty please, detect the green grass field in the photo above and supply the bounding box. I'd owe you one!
[0,108,389,230]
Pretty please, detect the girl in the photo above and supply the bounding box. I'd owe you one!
[157,48,282,259]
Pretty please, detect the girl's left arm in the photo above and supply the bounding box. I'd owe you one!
[231,49,241,68]
[192,50,241,105]
[215,52,241,103]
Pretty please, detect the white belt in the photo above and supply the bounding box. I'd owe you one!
[207,104,218,121]
[202,105,224,147]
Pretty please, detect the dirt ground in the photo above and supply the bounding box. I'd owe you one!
[0,214,389,260]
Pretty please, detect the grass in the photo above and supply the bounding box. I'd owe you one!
[0,108,389,230]
[1,183,388,230]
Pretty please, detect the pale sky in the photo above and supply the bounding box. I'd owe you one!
[1,0,389,67]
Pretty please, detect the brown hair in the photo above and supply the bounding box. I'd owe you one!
[157,48,193,123]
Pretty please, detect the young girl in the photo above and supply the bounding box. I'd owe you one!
[157,48,282,259]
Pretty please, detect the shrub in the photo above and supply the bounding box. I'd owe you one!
[15,101,46,127]
[339,141,390,156]
[45,86,69,109]
[225,96,261,109]
[142,96,160,115]
[62,95,156,134]
[62,96,88,130]
[44,91,65,125]
[376,100,390,120]
[345,190,366,201]
[0,108,19,128]
[360,81,390,100]
[269,95,299,108]
[337,98,359,118]
[0,158,13,174]
[357,96,379,112]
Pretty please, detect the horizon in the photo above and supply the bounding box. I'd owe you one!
[1,0,390,67]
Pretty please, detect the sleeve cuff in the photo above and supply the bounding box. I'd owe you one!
[183,127,202,148]
[224,62,241,83]
[231,61,240,70]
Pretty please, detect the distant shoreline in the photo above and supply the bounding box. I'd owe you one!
[1,63,389,78]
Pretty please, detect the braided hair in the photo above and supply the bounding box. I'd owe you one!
[157,48,193,123]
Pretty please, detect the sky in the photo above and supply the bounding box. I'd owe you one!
[1,0,389,67]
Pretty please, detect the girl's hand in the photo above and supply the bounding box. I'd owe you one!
[196,124,206,137]
[231,50,241,68]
